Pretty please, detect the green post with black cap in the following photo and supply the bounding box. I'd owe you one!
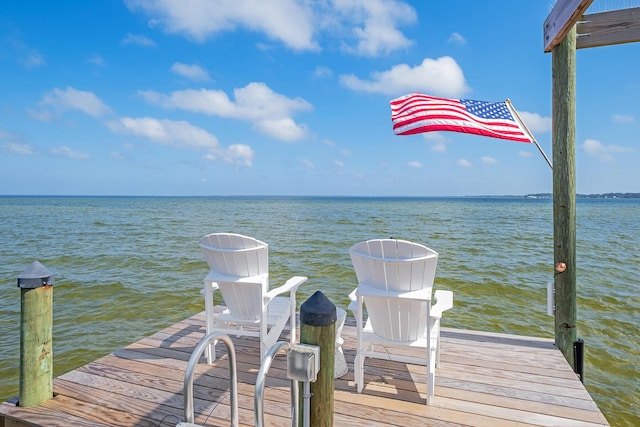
[299,291,336,427]
[17,260,55,407]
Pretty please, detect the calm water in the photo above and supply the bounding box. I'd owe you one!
[0,196,638,425]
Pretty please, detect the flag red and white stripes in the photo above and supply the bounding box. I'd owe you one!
[390,93,533,143]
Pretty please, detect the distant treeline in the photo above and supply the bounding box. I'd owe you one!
[525,193,640,199]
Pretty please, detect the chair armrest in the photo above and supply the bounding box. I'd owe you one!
[431,290,453,318]
[203,274,220,290]
[356,283,432,301]
[348,288,357,303]
[200,288,214,296]
[202,271,221,292]
[347,288,358,314]
[200,280,219,295]
[205,271,267,285]
[204,270,248,285]
[264,276,308,301]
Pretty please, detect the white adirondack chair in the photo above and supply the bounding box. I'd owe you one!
[347,238,453,404]
[199,233,307,364]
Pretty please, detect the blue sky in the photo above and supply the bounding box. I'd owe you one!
[1,1,638,196]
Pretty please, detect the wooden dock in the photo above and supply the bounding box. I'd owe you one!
[0,307,609,426]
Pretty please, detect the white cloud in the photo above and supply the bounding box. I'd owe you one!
[518,150,533,158]
[51,146,90,159]
[334,160,344,167]
[29,87,112,120]
[313,66,333,79]
[2,142,35,155]
[422,132,447,152]
[7,36,45,68]
[26,109,56,122]
[518,111,552,133]
[107,117,217,148]
[582,138,633,162]
[334,0,416,56]
[225,144,254,166]
[139,82,312,141]
[111,151,127,160]
[122,33,156,46]
[408,160,422,168]
[254,118,308,142]
[302,159,315,170]
[170,62,210,81]
[448,32,466,45]
[339,56,469,97]
[106,116,254,166]
[125,0,419,56]
[125,0,318,51]
[422,132,446,142]
[139,83,311,119]
[256,42,274,51]
[612,114,635,124]
[88,55,104,65]
[481,156,498,164]
[431,142,447,152]
[21,52,44,68]
[457,159,472,168]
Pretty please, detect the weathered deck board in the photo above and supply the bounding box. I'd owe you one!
[0,308,609,426]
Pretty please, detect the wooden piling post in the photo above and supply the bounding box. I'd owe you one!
[552,25,578,367]
[299,291,336,427]
[17,261,54,407]
[545,0,640,374]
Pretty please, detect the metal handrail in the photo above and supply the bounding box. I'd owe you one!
[254,342,299,427]
[183,333,238,426]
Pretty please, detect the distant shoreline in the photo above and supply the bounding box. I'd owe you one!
[524,193,640,199]
[0,193,638,199]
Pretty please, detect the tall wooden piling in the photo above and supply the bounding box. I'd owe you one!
[299,291,336,427]
[552,25,578,366]
[545,0,640,374]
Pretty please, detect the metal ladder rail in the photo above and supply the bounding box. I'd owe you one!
[182,332,239,426]
[254,342,299,427]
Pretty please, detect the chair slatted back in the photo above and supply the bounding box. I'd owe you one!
[217,280,264,321]
[200,233,268,277]
[350,239,438,342]
[349,239,437,292]
[200,233,269,321]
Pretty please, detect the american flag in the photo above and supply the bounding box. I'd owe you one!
[390,93,533,143]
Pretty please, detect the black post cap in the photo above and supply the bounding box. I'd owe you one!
[17,260,54,289]
[300,290,337,326]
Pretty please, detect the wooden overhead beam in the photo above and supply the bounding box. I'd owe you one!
[544,0,594,52]
[577,7,640,49]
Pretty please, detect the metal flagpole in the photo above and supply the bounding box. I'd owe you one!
[506,99,553,169]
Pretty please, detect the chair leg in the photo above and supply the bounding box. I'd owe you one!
[354,352,364,393]
[354,297,364,393]
[436,330,441,367]
[427,317,441,404]
[427,343,437,405]
[204,282,216,364]
[434,318,442,367]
